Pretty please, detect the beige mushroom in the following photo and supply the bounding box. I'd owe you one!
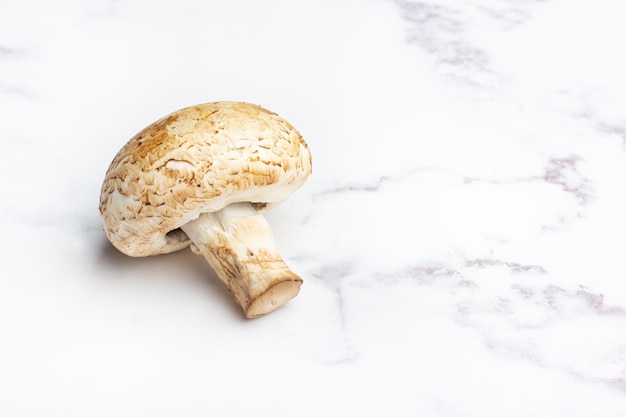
[99,102,312,318]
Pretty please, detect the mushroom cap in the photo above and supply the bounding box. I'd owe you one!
[99,101,312,257]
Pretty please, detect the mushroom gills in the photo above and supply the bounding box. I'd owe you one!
[180,202,302,318]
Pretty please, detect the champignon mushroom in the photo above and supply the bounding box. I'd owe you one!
[99,102,312,318]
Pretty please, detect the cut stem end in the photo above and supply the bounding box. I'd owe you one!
[180,203,303,318]
[246,278,302,319]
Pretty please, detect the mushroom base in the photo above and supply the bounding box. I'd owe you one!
[180,203,302,318]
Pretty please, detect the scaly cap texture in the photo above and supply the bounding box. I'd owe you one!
[99,101,312,257]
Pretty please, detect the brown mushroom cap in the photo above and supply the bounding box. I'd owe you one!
[99,101,312,257]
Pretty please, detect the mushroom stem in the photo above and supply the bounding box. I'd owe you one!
[180,202,302,318]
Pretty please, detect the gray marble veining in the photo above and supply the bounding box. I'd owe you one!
[1,0,625,415]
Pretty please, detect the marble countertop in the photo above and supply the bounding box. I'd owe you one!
[2,0,626,415]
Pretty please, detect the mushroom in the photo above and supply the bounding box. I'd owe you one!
[99,102,312,318]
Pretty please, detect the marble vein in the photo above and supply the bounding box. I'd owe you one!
[1,0,626,415]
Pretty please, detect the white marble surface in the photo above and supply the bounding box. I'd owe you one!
[2,0,626,415]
